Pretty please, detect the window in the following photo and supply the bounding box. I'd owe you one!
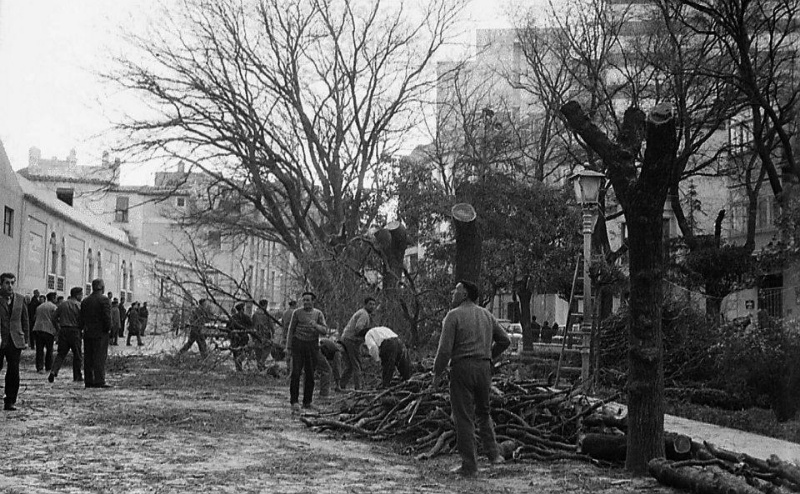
[50,233,58,275]
[176,197,185,207]
[122,261,128,290]
[3,207,13,237]
[115,196,129,223]
[60,238,66,277]
[56,188,74,206]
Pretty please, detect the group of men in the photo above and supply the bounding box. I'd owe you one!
[0,273,119,411]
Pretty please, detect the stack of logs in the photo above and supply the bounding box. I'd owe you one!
[302,371,800,493]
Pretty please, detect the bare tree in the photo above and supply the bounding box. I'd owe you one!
[110,0,466,258]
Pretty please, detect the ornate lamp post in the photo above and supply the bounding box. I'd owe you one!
[569,168,605,384]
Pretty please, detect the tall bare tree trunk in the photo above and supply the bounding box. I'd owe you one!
[562,101,678,474]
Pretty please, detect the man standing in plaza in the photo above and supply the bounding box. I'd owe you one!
[433,280,510,477]
[81,279,113,389]
[32,292,58,373]
[179,299,212,358]
[49,287,84,383]
[0,273,30,411]
[286,291,327,413]
[339,296,377,390]
[27,288,41,348]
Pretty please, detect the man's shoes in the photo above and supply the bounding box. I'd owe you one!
[449,466,477,478]
[86,383,113,389]
[489,456,505,465]
[138,343,144,347]
[302,404,319,413]
[36,369,43,374]
[74,377,84,382]
[47,373,55,383]
[4,403,17,411]
[291,403,301,415]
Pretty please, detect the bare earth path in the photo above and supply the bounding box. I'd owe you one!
[0,337,678,494]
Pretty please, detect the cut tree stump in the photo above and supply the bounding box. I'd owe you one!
[452,203,481,284]
[648,458,764,494]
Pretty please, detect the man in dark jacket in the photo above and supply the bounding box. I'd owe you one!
[80,279,112,389]
[226,302,252,372]
[0,273,30,411]
[49,287,84,383]
[27,289,40,349]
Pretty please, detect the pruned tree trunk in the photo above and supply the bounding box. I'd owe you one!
[648,458,764,494]
[562,101,680,474]
[452,203,482,285]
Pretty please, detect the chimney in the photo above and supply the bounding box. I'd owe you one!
[29,147,41,167]
[113,157,121,168]
[102,150,109,166]
[67,148,77,166]
[177,161,185,174]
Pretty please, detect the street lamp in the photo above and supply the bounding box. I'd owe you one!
[569,168,605,384]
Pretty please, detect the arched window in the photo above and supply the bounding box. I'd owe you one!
[60,238,66,277]
[122,260,128,290]
[87,248,94,281]
[97,251,103,279]
[49,232,58,274]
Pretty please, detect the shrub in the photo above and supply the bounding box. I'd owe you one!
[713,316,800,422]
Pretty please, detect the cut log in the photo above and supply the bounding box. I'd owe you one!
[579,433,627,462]
[451,203,481,284]
[665,432,692,461]
[580,432,692,463]
[648,458,764,494]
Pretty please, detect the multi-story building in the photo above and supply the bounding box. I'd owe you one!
[0,140,156,302]
[17,148,299,313]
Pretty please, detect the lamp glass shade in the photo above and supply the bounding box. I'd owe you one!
[570,170,605,205]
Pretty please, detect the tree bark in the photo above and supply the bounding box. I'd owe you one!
[375,221,409,290]
[518,276,533,352]
[562,101,679,474]
[452,203,482,285]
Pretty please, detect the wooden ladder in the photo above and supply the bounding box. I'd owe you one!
[554,254,585,387]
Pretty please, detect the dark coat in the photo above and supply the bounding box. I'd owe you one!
[1,293,30,349]
[80,291,112,339]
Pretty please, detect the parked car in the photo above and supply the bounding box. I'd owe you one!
[498,319,523,353]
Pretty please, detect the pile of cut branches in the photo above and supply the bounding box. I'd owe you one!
[300,371,621,464]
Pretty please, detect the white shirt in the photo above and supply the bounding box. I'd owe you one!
[364,326,398,363]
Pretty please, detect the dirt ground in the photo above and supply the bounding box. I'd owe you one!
[0,348,679,494]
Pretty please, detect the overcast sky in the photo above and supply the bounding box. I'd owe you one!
[0,0,529,185]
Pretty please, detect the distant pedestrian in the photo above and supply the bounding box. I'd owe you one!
[531,315,541,342]
[0,273,30,411]
[32,292,58,373]
[118,301,127,339]
[170,309,184,336]
[110,299,121,346]
[27,289,41,349]
[140,302,149,336]
[252,299,275,371]
[81,279,113,388]
[286,291,327,413]
[279,300,297,347]
[56,295,64,305]
[541,321,551,343]
[364,326,411,389]
[49,287,84,383]
[126,302,143,346]
[226,302,252,372]
[433,280,510,477]
[339,297,377,390]
[179,299,212,358]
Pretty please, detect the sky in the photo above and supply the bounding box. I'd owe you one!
[0,0,531,185]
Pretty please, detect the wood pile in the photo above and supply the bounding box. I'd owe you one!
[300,371,622,464]
[649,443,800,494]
